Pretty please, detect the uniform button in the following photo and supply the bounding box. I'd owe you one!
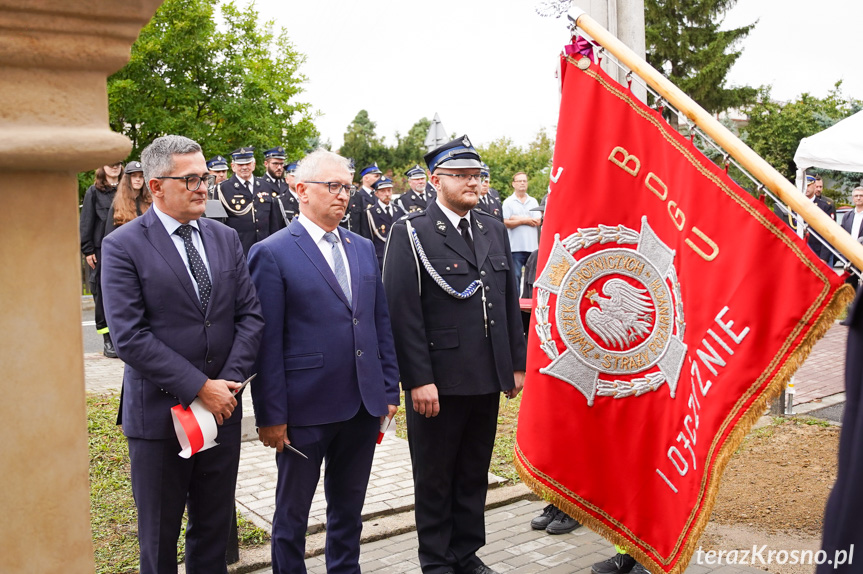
[205,321,211,327]
[356,350,363,357]
[206,357,213,364]
[490,320,495,326]
[353,318,359,325]
[446,266,451,271]
[480,271,487,277]
[430,342,435,347]
[488,303,493,309]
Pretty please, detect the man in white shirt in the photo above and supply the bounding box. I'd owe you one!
[502,171,541,291]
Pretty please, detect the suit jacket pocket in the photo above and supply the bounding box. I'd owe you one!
[284,352,324,371]
[426,327,459,350]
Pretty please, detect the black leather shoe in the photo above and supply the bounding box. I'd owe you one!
[591,553,636,574]
[103,333,118,359]
[545,510,581,534]
[529,503,558,530]
[470,565,500,574]
[630,563,650,574]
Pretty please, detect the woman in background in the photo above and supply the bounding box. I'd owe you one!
[80,162,123,358]
[105,161,151,235]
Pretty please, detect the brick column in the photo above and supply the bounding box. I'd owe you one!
[0,2,160,571]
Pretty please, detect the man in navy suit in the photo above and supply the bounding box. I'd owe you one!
[100,135,264,574]
[248,149,400,574]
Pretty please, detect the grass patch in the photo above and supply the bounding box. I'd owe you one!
[792,415,835,428]
[392,390,522,484]
[87,394,269,573]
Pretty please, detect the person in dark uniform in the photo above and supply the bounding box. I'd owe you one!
[773,174,834,263]
[279,161,301,224]
[80,161,123,357]
[207,155,230,186]
[216,147,281,255]
[425,167,439,201]
[397,164,435,214]
[344,162,382,233]
[475,163,503,221]
[383,135,527,574]
[363,176,405,269]
[260,146,291,229]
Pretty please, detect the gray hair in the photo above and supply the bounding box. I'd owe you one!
[140,135,203,182]
[295,149,351,182]
[852,187,863,196]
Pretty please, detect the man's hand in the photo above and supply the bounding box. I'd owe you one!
[504,371,526,399]
[85,253,97,269]
[381,404,398,426]
[411,384,440,418]
[259,424,289,453]
[197,378,241,424]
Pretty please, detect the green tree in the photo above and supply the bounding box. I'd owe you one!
[389,118,432,192]
[645,0,756,122]
[339,110,390,177]
[742,83,862,199]
[478,129,555,200]
[97,0,316,198]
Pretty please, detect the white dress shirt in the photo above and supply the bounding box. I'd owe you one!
[151,203,212,299]
[296,213,352,286]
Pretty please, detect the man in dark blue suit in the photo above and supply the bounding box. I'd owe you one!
[248,149,400,574]
[101,135,264,574]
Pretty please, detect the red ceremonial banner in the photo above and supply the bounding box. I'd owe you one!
[514,55,853,574]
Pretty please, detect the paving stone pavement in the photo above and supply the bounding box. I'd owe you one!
[249,499,767,574]
[235,432,417,534]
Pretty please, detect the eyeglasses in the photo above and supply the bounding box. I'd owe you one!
[437,173,483,183]
[304,181,355,195]
[155,173,217,192]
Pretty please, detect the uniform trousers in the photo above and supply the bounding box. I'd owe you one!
[271,406,379,574]
[127,423,241,574]
[406,392,500,574]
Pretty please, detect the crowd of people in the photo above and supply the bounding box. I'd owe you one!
[79,133,653,574]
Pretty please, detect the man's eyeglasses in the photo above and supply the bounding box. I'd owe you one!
[437,173,483,183]
[304,181,355,196]
[155,173,217,192]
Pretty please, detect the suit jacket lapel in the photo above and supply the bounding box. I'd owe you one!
[141,209,204,315]
[290,220,352,310]
[473,217,491,268]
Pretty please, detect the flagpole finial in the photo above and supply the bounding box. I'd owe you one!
[567,6,586,24]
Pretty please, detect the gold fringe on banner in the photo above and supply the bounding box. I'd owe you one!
[515,283,854,574]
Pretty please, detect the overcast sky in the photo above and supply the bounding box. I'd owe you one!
[248,0,863,151]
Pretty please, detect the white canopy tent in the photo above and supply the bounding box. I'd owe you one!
[794,109,863,185]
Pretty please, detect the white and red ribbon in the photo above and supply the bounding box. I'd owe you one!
[171,398,219,458]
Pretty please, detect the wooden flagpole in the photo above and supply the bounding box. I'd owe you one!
[569,7,863,271]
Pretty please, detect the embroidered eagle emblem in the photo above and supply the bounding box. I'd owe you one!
[584,279,654,349]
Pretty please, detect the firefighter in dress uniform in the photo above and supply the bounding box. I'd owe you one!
[397,164,435,214]
[216,146,281,255]
[475,162,503,221]
[343,162,382,233]
[363,176,405,269]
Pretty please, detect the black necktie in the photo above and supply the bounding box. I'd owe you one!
[175,224,211,312]
[458,218,474,253]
